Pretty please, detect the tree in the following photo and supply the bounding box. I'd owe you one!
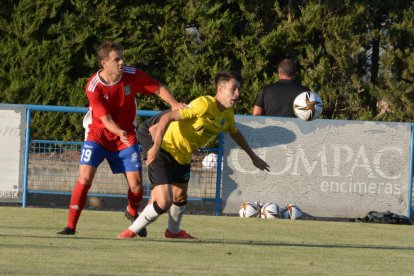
[1,1,414,141]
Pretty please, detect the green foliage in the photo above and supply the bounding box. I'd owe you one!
[1,0,414,140]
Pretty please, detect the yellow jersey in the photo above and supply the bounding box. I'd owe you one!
[161,95,238,164]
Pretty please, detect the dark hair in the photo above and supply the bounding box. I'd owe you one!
[215,71,243,86]
[278,59,296,77]
[98,41,123,61]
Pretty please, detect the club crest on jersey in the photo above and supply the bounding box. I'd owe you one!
[124,85,131,96]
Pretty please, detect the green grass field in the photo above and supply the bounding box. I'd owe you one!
[0,206,413,275]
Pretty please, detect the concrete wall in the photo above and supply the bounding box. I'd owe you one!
[0,105,26,203]
[222,116,412,218]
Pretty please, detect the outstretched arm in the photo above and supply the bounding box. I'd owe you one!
[230,130,270,171]
[154,85,186,110]
[146,109,183,166]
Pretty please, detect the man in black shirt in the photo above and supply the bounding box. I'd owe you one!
[252,59,309,117]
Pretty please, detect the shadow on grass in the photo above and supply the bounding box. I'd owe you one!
[2,233,414,251]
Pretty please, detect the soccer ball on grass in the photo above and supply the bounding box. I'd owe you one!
[285,204,303,220]
[239,201,261,218]
[279,204,303,220]
[260,203,280,219]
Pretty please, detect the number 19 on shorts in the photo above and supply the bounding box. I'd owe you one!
[81,149,92,162]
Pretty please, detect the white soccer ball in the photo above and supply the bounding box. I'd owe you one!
[239,201,260,218]
[293,91,323,121]
[287,204,303,220]
[202,153,218,169]
[260,203,280,219]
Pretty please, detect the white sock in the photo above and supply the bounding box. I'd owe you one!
[167,203,186,234]
[128,203,160,233]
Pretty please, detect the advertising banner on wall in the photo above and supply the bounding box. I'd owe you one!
[222,116,412,218]
[0,105,26,203]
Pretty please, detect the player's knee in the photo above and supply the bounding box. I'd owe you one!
[128,184,143,194]
[153,200,170,214]
[173,193,188,203]
[172,200,187,206]
[78,177,93,185]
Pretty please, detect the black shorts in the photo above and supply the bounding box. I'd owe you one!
[137,112,191,186]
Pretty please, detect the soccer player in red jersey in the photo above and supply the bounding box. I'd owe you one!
[58,41,184,235]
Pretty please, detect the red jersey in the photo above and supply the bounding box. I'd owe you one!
[83,66,159,151]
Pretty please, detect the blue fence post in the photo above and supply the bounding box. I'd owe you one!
[22,107,32,208]
[214,132,224,215]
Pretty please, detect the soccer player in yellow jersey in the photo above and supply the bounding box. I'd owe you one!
[118,71,270,239]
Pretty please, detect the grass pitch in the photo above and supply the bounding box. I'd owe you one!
[0,207,413,275]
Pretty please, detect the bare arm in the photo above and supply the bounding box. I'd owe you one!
[154,85,186,110]
[100,114,129,146]
[146,109,183,165]
[230,130,270,171]
[252,105,264,116]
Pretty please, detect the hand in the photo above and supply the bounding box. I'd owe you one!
[119,130,130,146]
[251,155,270,172]
[171,102,187,110]
[145,145,160,166]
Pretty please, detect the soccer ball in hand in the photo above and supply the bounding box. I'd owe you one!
[260,203,280,219]
[239,201,260,218]
[293,91,323,121]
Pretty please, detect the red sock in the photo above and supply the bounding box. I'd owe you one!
[67,181,91,230]
[127,188,143,217]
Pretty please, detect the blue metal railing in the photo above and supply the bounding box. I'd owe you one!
[22,105,224,214]
[3,103,413,218]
